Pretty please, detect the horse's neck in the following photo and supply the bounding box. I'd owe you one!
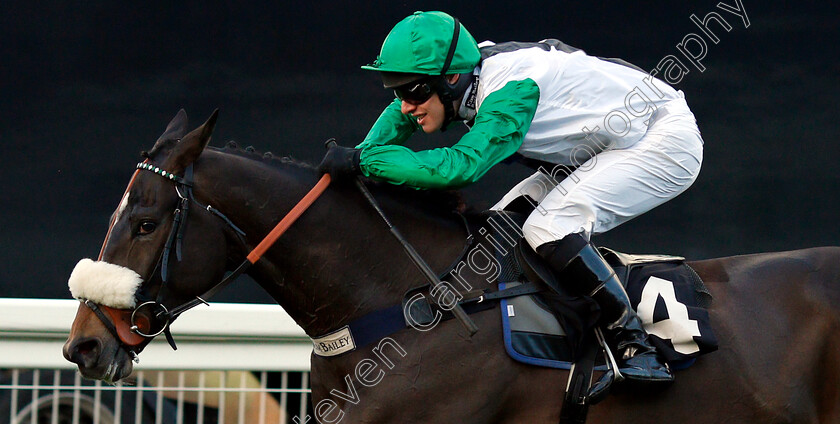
[196,151,468,336]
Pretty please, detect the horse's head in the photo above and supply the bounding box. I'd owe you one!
[63,110,237,382]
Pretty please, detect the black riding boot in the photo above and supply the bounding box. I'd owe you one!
[536,233,674,383]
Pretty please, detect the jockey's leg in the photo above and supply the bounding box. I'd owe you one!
[535,232,674,383]
[508,95,703,383]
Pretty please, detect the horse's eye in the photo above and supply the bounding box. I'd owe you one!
[138,221,157,235]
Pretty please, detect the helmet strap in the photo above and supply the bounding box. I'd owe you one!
[438,17,466,132]
[440,18,461,76]
[440,99,456,132]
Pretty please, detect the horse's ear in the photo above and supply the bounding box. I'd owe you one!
[147,109,189,157]
[166,109,218,173]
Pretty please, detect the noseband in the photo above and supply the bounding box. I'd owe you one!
[85,158,332,361]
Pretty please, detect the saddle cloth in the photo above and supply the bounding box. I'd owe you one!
[485,211,718,370]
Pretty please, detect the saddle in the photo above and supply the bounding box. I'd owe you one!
[405,210,717,364]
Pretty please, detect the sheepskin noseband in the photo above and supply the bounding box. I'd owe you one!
[68,259,143,309]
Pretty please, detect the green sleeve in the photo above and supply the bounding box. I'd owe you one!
[356,98,420,149]
[359,79,540,189]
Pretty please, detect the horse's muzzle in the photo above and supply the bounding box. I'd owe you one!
[62,334,134,383]
[63,336,102,370]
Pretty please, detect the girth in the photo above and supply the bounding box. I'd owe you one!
[309,281,545,357]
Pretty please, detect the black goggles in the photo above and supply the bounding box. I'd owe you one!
[394,78,440,105]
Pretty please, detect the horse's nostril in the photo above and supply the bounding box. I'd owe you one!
[77,339,99,356]
[67,338,102,367]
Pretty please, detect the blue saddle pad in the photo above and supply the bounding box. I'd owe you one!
[499,281,577,369]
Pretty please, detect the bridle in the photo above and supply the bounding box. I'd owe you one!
[85,158,331,361]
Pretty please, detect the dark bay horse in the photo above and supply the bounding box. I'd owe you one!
[63,111,840,423]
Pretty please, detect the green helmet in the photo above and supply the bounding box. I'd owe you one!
[362,11,481,88]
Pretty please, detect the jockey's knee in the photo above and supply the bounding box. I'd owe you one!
[523,208,593,252]
[523,215,567,251]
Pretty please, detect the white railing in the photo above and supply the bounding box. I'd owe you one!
[0,298,314,424]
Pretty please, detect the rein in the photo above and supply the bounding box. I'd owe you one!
[167,169,332,317]
[86,160,331,357]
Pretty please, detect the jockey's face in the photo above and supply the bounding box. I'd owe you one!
[401,92,446,133]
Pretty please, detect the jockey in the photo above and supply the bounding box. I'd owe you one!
[319,11,703,384]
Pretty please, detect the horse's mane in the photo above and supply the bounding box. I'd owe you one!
[210,142,468,216]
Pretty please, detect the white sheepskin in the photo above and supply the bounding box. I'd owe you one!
[68,259,143,309]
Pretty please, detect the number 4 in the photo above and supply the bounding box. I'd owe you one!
[636,276,701,355]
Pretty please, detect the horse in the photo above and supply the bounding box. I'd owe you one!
[63,110,840,423]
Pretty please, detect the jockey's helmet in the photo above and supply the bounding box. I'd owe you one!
[362,11,480,126]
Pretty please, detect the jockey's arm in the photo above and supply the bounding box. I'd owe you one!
[356,98,420,149]
[358,79,540,189]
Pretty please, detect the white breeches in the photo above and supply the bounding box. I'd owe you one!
[491,94,704,250]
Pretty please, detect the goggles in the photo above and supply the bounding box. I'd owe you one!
[394,78,440,105]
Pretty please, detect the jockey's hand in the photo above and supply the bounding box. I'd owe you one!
[318,145,362,179]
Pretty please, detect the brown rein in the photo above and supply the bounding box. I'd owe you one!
[247,173,332,263]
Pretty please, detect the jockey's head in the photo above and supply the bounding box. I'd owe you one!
[362,11,480,131]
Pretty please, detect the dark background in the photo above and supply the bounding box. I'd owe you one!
[1,1,837,302]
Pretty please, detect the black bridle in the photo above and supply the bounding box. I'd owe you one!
[87,158,333,361]
[135,161,250,317]
[87,160,249,358]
